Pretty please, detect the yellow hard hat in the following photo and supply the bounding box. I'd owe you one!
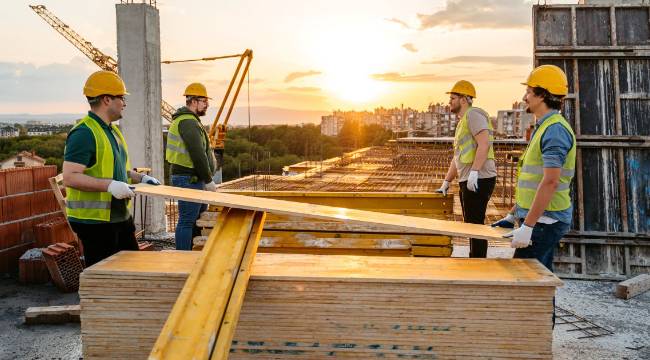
[183,83,211,99]
[83,71,128,97]
[446,80,476,98]
[522,65,568,96]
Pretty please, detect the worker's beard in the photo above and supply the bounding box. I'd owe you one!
[197,109,207,116]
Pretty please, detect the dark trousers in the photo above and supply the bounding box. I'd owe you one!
[514,219,571,327]
[459,176,496,258]
[171,175,207,251]
[70,217,138,267]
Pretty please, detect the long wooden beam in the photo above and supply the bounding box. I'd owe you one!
[149,208,266,359]
[134,185,509,241]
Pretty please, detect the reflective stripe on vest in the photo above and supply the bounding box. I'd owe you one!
[66,115,132,222]
[165,113,206,168]
[515,113,576,211]
[453,107,495,163]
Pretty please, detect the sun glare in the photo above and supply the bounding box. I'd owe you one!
[323,70,386,103]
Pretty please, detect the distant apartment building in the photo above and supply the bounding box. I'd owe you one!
[0,125,20,138]
[496,101,534,139]
[320,115,344,136]
[26,124,71,136]
[421,103,456,137]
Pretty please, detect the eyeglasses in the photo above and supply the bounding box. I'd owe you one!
[110,95,126,103]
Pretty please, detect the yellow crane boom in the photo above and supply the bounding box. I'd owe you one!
[162,49,253,170]
[29,4,175,123]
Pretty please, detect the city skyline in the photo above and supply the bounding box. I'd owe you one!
[1,0,574,117]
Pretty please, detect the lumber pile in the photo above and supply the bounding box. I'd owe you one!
[80,251,560,359]
[195,210,453,257]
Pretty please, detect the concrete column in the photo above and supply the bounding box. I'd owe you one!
[116,3,165,234]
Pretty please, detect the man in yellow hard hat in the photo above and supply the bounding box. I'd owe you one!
[166,82,217,250]
[436,80,497,258]
[493,65,575,273]
[63,70,161,267]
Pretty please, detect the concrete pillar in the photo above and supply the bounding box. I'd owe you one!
[116,3,165,234]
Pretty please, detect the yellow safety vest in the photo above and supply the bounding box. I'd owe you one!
[165,113,207,168]
[66,115,132,222]
[515,113,576,211]
[453,107,495,164]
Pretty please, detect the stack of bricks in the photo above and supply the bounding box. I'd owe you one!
[42,243,83,292]
[0,166,61,274]
[18,248,50,284]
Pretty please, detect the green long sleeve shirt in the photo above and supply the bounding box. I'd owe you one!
[169,107,216,183]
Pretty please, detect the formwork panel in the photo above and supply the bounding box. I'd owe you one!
[576,8,611,46]
[630,246,650,276]
[581,149,623,233]
[625,149,650,233]
[615,8,650,46]
[618,59,650,93]
[535,8,572,46]
[578,59,617,136]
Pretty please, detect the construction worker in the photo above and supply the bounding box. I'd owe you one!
[166,83,217,250]
[436,80,497,258]
[493,65,575,273]
[63,70,161,267]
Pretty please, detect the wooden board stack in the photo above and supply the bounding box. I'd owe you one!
[195,210,453,257]
[80,251,561,359]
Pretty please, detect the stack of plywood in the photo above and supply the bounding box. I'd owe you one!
[80,251,560,359]
[195,210,453,257]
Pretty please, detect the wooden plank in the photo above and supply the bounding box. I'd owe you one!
[149,209,264,360]
[134,185,509,241]
[25,304,80,324]
[615,274,650,299]
[212,212,265,360]
[85,251,561,287]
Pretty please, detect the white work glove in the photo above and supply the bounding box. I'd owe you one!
[107,180,135,199]
[204,181,217,192]
[467,170,479,192]
[504,224,534,248]
[491,213,516,229]
[435,180,450,196]
[140,174,161,185]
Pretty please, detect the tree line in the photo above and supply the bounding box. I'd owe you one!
[0,120,392,182]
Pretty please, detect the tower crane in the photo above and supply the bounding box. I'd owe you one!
[29,4,176,122]
[30,4,254,175]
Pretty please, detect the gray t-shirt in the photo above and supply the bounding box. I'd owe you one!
[454,108,498,182]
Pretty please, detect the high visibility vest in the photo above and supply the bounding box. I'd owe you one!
[453,107,495,164]
[165,113,207,168]
[515,113,576,211]
[66,115,131,222]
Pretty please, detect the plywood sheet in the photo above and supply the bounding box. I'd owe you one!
[134,185,509,241]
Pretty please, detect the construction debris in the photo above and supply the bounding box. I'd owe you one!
[24,304,80,325]
[18,248,49,285]
[615,274,650,300]
[42,243,83,293]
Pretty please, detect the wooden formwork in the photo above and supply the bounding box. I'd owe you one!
[534,3,650,279]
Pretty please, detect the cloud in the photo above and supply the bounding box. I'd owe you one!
[402,43,418,53]
[417,0,532,30]
[371,72,444,82]
[287,86,321,93]
[385,17,411,29]
[0,59,96,103]
[284,70,322,83]
[423,56,531,65]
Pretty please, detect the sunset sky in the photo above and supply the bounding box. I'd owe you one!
[1,0,576,118]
